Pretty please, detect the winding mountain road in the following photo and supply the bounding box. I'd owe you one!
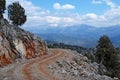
[22,49,66,80]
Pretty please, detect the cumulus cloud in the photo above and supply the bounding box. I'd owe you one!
[85,13,97,19]
[5,0,120,28]
[6,0,50,28]
[63,18,75,23]
[92,0,102,4]
[84,0,120,27]
[53,3,61,10]
[103,0,116,8]
[92,0,117,8]
[45,16,76,27]
[46,16,61,24]
[53,3,75,10]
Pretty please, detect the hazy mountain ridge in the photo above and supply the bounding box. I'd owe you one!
[29,24,120,48]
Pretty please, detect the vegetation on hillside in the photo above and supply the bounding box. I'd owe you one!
[0,0,26,26]
[47,35,120,79]
[0,0,6,18]
[8,2,26,26]
[47,42,87,53]
[95,35,120,78]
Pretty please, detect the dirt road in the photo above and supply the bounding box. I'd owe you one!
[22,49,66,80]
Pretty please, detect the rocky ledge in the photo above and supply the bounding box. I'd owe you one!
[0,19,48,67]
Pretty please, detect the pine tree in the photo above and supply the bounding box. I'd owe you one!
[7,2,26,26]
[95,35,120,78]
[0,0,6,18]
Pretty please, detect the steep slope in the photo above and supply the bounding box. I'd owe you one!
[0,19,48,67]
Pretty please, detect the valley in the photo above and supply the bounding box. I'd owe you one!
[31,25,120,48]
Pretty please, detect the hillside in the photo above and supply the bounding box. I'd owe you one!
[0,18,48,67]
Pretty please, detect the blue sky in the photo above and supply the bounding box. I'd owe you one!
[6,0,120,29]
[30,0,119,14]
[30,0,108,15]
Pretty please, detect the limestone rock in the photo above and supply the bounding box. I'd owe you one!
[48,50,114,80]
[0,19,48,67]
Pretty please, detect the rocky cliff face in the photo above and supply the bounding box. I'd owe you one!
[0,19,48,67]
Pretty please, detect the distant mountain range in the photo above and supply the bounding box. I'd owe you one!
[26,24,120,48]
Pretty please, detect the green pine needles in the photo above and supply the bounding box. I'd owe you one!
[96,35,120,78]
[0,0,6,18]
[8,2,27,26]
[0,0,27,26]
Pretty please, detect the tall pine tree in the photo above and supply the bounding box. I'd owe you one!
[8,2,26,26]
[0,0,6,18]
[95,35,120,78]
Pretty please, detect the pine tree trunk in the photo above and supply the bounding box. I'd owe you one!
[0,13,3,19]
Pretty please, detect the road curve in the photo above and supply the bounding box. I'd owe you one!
[22,49,66,80]
[38,49,65,80]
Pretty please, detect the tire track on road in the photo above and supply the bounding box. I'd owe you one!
[38,49,65,80]
[22,49,66,80]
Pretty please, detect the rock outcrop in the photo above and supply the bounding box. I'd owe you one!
[0,19,48,67]
[48,50,114,80]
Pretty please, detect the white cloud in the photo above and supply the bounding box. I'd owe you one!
[63,18,75,23]
[85,13,97,19]
[45,16,76,27]
[5,0,120,28]
[53,3,61,10]
[103,0,116,8]
[92,0,117,8]
[62,4,75,10]
[46,16,61,24]
[85,0,120,27]
[92,0,102,4]
[6,0,50,28]
[53,3,75,10]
